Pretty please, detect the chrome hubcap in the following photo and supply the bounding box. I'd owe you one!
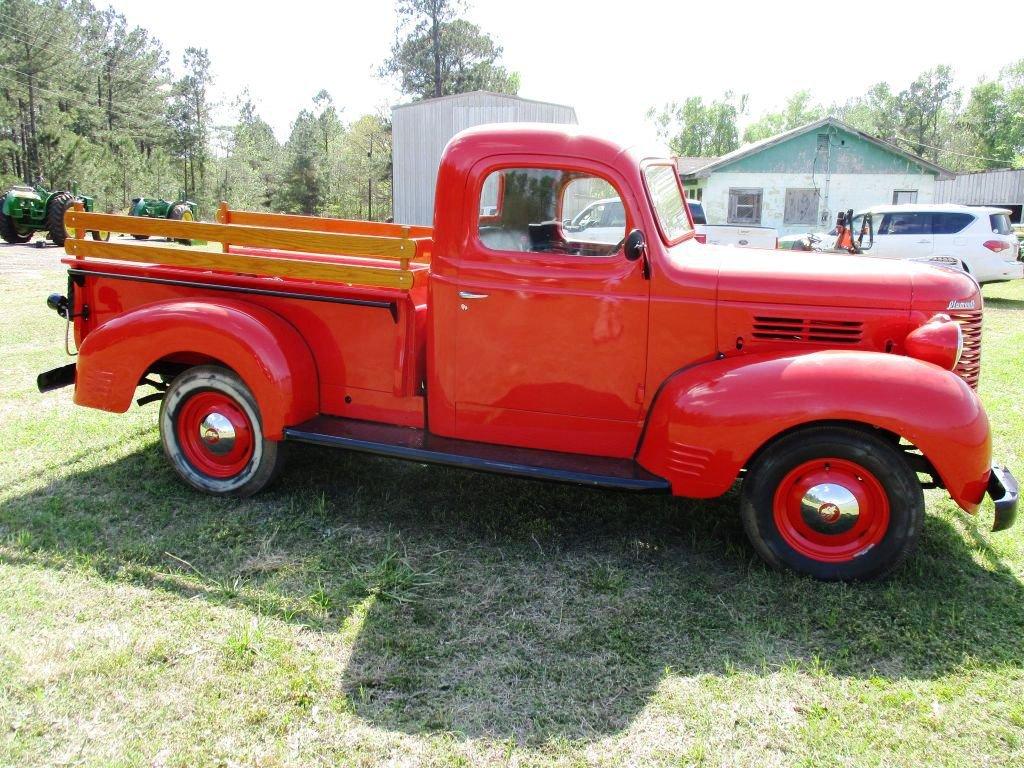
[800,483,860,534]
[198,412,236,454]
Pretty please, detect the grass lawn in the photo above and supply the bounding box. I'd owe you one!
[1,252,1023,767]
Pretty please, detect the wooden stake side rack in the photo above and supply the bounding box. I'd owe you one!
[63,202,432,290]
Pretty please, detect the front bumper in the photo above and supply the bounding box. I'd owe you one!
[988,464,1019,532]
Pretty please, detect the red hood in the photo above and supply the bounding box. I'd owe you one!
[709,245,978,312]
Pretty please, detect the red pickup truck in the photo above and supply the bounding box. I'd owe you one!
[38,124,1016,581]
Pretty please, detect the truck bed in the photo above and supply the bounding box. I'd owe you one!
[61,204,433,428]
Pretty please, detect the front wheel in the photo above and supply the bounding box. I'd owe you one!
[159,365,285,496]
[0,209,32,243]
[740,426,923,581]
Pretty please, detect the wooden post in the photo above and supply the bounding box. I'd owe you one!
[71,202,85,241]
[217,201,230,252]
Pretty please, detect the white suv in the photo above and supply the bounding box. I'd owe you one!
[857,204,1022,284]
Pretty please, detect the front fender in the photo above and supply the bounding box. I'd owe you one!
[74,299,318,439]
[637,351,991,513]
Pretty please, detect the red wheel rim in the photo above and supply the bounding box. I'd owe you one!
[175,391,255,479]
[772,458,890,562]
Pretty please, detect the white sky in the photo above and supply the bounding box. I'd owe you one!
[105,0,1016,149]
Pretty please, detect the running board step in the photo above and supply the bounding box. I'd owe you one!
[284,416,670,492]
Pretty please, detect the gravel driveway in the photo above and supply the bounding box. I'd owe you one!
[0,241,67,277]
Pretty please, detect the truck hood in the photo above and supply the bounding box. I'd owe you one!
[709,244,976,311]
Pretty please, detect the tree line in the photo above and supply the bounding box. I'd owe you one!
[0,0,517,220]
[649,63,1024,170]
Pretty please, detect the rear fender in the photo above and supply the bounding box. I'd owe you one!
[74,299,318,439]
[637,350,991,513]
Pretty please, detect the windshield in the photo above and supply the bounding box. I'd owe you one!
[643,164,692,242]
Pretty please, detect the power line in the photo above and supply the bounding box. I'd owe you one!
[0,63,172,126]
[893,134,1015,165]
[0,73,173,145]
[0,22,162,82]
[0,18,76,52]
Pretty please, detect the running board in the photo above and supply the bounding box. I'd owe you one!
[284,416,670,492]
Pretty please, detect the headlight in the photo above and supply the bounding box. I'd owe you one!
[904,313,963,371]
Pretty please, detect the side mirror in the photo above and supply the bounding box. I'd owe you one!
[624,229,646,261]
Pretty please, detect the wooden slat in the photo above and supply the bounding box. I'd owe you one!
[221,207,433,239]
[64,238,414,290]
[64,210,414,260]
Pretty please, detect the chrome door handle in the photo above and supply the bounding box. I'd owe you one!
[458,291,489,299]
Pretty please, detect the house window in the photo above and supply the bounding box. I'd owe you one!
[892,190,918,204]
[784,188,820,226]
[728,188,762,224]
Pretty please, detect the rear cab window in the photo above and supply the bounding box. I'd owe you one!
[477,167,626,257]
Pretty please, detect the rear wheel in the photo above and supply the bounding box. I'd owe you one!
[159,365,285,496]
[168,203,193,245]
[45,191,76,246]
[0,208,31,243]
[740,426,923,581]
[90,229,110,242]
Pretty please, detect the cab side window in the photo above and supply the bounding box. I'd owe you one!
[477,167,625,257]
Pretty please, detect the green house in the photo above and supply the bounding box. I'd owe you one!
[677,117,952,235]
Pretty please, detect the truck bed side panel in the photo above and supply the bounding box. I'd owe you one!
[74,269,425,428]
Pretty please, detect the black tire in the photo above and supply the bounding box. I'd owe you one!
[167,203,192,245]
[740,426,924,581]
[0,208,31,243]
[90,230,110,242]
[45,191,76,246]
[159,365,285,497]
[132,234,150,240]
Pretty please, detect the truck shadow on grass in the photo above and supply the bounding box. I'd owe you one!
[2,440,1024,743]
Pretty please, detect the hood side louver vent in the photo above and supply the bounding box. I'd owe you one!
[752,316,864,345]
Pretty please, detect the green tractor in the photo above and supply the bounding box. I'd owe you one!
[128,193,197,244]
[0,182,109,246]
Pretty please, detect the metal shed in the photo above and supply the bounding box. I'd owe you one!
[934,169,1024,222]
[392,91,578,226]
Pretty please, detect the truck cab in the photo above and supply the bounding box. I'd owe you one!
[38,124,1017,581]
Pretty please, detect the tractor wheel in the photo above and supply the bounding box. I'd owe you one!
[90,230,110,242]
[168,203,193,245]
[0,208,31,244]
[740,425,923,581]
[132,234,150,240]
[45,191,77,247]
[159,365,285,496]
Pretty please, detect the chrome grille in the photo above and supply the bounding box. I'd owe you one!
[949,310,982,389]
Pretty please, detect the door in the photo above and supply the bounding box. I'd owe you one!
[454,163,650,458]
[875,211,933,260]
